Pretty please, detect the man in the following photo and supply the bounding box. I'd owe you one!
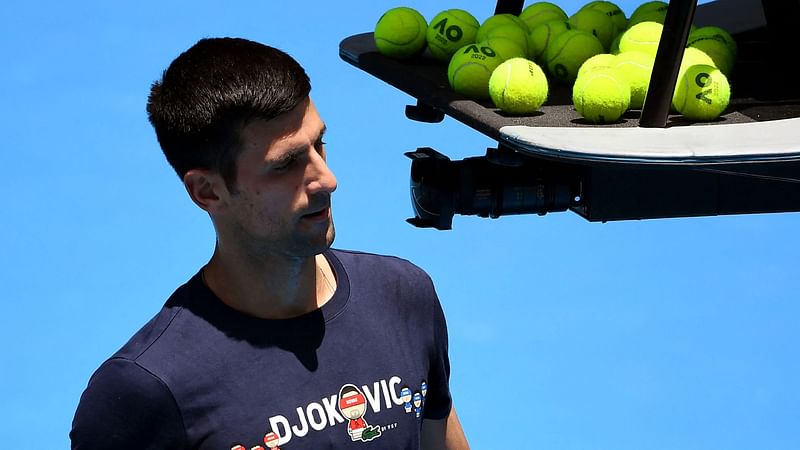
[70,37,469,449]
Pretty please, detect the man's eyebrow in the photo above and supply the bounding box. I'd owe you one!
[268,148,302,165]
[267,125,328,165]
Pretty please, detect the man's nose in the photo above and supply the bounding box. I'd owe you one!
[307,151,337,194]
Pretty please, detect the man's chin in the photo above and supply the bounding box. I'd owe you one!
[304,222,336,255]
[322,222,336,249]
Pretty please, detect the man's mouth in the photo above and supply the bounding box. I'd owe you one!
[302,207,329,220]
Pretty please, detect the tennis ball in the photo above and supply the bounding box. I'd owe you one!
[618,21,663,57]
[577,53,617,79]
[426,9,480,61]
[686,33,735,76]
[629,1,668,27]
[489,58,549,114]
[672,64,730,121]
[448,43,504,99]
[480,24,531,55]
[689,26,737,58]
[580,1,628,33]
[573,67,631,123]
[374,7,428,59]
[679,46,716,80]
[528,20,571,64]
[519,2,568,31]
[477,14,529,43]
[545,29,604,83]
[480,37,527,61]
[613,50,655,109]
[569,8,618,51]
[628,9,666,27]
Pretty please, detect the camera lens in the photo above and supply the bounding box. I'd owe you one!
[406,148,579,230]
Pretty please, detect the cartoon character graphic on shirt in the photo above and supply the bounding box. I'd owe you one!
[230,431,281,450]
[263,431,281,449]
[338,383,382,442]
[412,390,424,418]
[408,379,428,418]
[400,385,413,413]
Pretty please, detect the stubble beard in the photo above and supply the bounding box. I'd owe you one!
[244,213,336,261]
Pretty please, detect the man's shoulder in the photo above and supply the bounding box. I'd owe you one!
[329,248,439,312]
[109,272,203,363]
[329,248,430,281]
[71,275,203,448]
[71,356,188,447]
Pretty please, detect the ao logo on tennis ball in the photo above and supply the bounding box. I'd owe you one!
[432,18,464,44]
[692,72,715,104]
[462,44,497,60]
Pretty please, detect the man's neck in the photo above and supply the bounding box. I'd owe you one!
[202,246,336,320]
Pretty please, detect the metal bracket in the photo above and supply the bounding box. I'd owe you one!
[405,100,444,123]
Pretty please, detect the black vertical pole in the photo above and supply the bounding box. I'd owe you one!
[639,0,698,128]
[494,0,524,15]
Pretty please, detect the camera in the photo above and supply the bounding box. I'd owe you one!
[405,147,582,230]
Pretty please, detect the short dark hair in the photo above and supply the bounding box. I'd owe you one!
[147,37,311,189]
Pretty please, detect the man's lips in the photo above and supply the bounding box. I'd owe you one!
[302,206,329,220]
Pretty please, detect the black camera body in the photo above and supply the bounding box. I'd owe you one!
[406,147,580,230]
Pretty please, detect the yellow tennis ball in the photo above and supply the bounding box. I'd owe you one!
[481,24,531,55]
[629,1,668,27]
[448,43,504,99]
[489,58,549,114]
[580,1,628,33]
[613,50,655,109]
[573,67,631,123]
[528,20,571,64]
[545,29,604,83]
[671,47,717,113]
[577,53,617,79]
[618,21,663,57]
[426,9,480,61]
[672,64,730,121]
[569,8,618,51]
[374,7,428,59]
[477,14,529,43]
[480,37,527,61]
[679,46,716,79]
[628,9,666,27]
[689,26,737,58]
[519,2,568,31]
[686,32,735,76]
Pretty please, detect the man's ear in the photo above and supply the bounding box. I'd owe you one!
[183,169,229,214]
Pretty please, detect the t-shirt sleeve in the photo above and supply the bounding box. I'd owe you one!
[422,276,453,421]
[70,357,187,450]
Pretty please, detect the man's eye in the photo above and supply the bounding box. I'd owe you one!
[273,156,296,172]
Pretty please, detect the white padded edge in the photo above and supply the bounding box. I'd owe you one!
[500,118,800,164]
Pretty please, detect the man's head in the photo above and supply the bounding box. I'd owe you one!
[147,37,311,191]
[148,38,336,258]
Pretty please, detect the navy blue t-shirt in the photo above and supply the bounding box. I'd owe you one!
[71,249,452,449]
